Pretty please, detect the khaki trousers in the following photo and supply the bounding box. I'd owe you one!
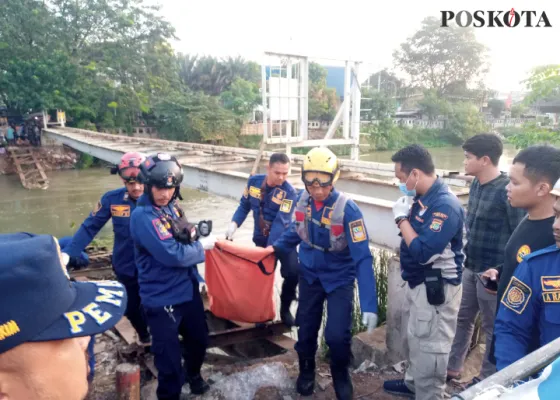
[402,282,462,400]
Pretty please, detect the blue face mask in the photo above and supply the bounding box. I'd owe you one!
[399,172,417,197]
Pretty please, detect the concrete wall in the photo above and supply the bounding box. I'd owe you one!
[386,256,407,364]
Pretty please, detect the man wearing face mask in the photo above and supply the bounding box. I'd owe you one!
[269,147,378,400]
[383,145,465,400]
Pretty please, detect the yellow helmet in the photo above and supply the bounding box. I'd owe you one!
[302,147,340,186]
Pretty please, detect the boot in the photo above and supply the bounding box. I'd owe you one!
[331,365,353,400]
[188,374,210,395]
[280,280,296,327]
[296,356,316,396]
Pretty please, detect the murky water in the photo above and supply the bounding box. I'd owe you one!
[360,145,519,172]
[0,168,254,241]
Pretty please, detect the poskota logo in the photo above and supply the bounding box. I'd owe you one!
[441,9,552,28]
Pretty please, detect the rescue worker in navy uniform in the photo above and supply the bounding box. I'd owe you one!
[269,147,378,400]
[226,152,299,325]
[493,178,560,371]
[383,145,464,400]
[130,153,217,400]
[64,152,151,345]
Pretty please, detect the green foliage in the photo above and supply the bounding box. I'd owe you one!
[220,78,260,118]
[418,90,451,120]
[487,99,505,118]
[76,153,103,169]
[507,121,560,149]
[178,55,260,96]
[445,102,488,144]
[523,64,560,103]
[393,16,488,95]
[308,62,339,122]
[152,90,241,145]
[362,90,396,121]
[510,104,529,118]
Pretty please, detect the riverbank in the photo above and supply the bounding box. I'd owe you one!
[0,146,79,175]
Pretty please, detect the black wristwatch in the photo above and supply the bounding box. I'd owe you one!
[395,216,408,226]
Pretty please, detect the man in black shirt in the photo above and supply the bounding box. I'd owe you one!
[481,145,560,364]
[448,134,525,383]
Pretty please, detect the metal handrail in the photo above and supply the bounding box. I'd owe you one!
[452,336,560,400]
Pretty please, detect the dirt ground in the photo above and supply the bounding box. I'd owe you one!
[87,333,404,400]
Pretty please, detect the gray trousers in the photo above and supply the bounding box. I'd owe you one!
[448,268,497,379]
[403,281,462,400]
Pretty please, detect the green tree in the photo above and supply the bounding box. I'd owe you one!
[418,90,452,120]
[510,104,528,118]
[523,64,560,103]
[508,121,560,149]
[487,99,505,118]
[152,90,240,145]
[308,62,339,122]
[220,78,260,118]
[364,70,403,96]
[445,102,488,144]
[178,55,259,95]
[393,17,488,96]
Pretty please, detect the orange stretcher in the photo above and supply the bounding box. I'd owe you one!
[204,240,277,323]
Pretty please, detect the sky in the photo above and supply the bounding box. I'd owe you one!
[151,0,559,93]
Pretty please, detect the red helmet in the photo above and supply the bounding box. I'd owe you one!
[118,152,146,182]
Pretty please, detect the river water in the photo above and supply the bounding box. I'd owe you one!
[0,144,521,240]
[360,144,519,172]
[0,168,254,241]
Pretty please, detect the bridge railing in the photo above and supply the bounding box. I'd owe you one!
[451,336,560,400]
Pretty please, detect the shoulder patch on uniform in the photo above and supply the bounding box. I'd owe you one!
[272,188,286,204]
[152,218,172,240]
[111,205,130,217]
[501,277,532,315]
[542,276,560,291]
[516,245,531,263]
[92,200,102,216]
[429,218,444,232]
[249,186,261,198]
[242,186,248,199]
[349,219,367,243]
[432,212,448,220]
[280,199,293,213]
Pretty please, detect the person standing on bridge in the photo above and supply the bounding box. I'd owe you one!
[63,152,151,346]
[130,153,217,400]
[384,144,465,400]
[447,134,526,385]
[493,177,560,371]
[269,147,378,400]
[226,152,299,326]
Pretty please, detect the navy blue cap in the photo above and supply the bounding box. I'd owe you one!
[0,233,127,355]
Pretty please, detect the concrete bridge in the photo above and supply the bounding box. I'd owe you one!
[43,127,470,251]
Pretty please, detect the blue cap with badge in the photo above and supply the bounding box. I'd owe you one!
[0,233,128,355]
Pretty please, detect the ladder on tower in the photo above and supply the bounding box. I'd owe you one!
[7,147,49,189]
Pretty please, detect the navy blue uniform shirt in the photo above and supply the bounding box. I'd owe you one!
[232,174,298,246]
[66,187,137,278]
[400,178,465,288]
[130,194,206,308]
